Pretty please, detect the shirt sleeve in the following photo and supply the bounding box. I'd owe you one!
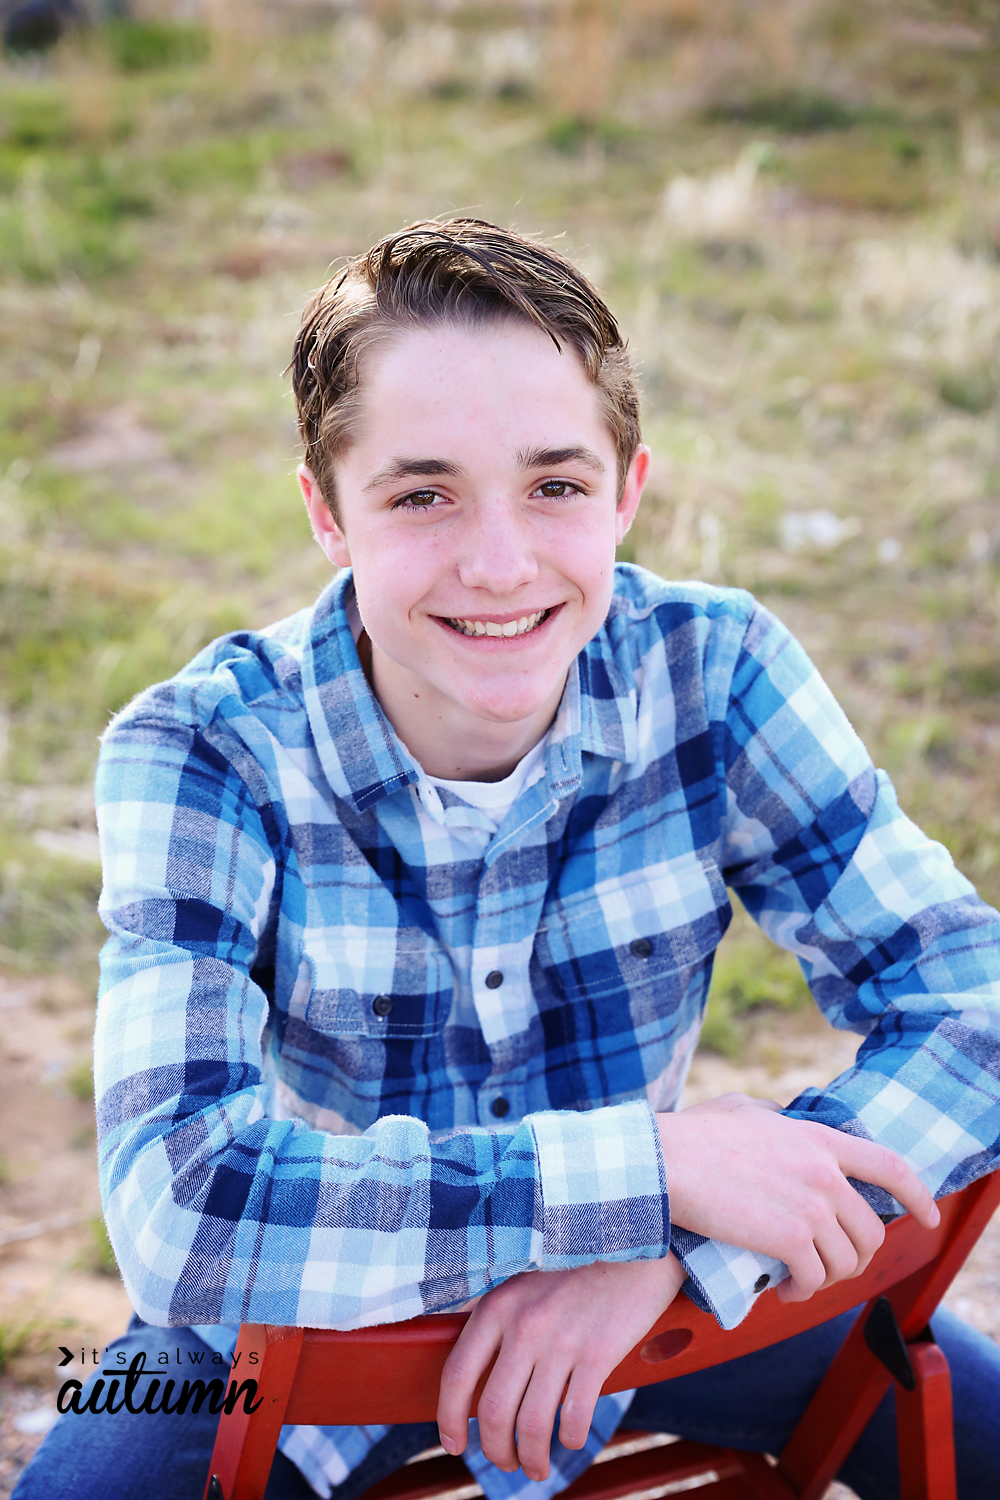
[671,603,1000,1330]
[94,710,670,1331]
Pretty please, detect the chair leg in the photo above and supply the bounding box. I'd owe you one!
[895,1341,956,1500]
[203,1324,305,1500]
[775,1301,892,1500]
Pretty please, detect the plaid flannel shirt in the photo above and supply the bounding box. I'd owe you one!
[94,564,1000,1500]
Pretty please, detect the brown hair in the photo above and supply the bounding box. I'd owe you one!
[290,218,641,521]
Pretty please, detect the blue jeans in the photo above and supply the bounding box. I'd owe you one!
[13,1307,1000,1500]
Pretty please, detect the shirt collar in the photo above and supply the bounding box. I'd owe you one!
[301,570,640,814]
[301,571,419,813]
[577,587,640,766]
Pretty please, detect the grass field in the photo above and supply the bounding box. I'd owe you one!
[1,0,998,1055]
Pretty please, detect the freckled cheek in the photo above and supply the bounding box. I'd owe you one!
[351,562,419,639]
[566,539,616,596]
[381,566,446,633]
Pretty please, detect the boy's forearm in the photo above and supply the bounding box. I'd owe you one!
[706,607,1000,1326]
[98,925,671,1331]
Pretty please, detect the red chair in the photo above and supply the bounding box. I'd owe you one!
[204,1169,1000,1500]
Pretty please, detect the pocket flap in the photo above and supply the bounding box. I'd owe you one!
[537,856,730,999]
[290,930,451,1037]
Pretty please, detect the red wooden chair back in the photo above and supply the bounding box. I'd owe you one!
[204,1170,1000,1500]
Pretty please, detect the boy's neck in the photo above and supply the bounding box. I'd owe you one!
[360,632,561,782]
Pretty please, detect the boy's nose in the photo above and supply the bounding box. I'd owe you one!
[456,497,539,595]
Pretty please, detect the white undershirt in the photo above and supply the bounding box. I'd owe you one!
[426,735,548,832]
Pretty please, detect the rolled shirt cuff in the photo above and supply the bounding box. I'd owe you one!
[529,1099,671,1269]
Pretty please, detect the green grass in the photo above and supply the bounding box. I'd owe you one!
[704,89,882,135]
[0,825,104,973]
[0,537,260,780]
[0,91,74,150]
[67,1060,94,1104]
[0,1314,43,1376]
[82,1216,119,1277]
[938,368,997,415]
[785,133,935,214]
[701,911,813,1059]
[0,161,138,281]
[104,22,211,75]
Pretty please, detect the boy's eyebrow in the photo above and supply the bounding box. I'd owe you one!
[364,457,466,491]
[516,445,607,474]
[363,446,607,491]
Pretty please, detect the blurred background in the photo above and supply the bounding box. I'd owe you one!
[0,1,998,1486]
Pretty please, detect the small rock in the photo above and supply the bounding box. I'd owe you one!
[13,1406,57,1436]
[780,510,861,553]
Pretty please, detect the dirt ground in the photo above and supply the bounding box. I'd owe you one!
[0,971,997,1499]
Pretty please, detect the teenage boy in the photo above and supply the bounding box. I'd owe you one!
[15,221,1000,1500]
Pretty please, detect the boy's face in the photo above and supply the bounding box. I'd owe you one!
[300,320,647,775]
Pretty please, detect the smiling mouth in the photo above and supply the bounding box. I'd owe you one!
[444,608,552,639]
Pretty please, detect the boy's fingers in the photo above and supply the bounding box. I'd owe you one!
[834,1193,886,1279]
[437,1312,500,1455]
[558,1369,605,1453]
[889,1168,940,1228]
[812,1220,864,1288]
[475,1350,534,1473]
[777,1153,931,1304]
[836,1138,939,1227]
[780,1238,828,1302]
[509,1362,571,1480]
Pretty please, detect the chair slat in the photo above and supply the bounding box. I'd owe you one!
[356,1440,795,1500]
[356,1452,478,1500]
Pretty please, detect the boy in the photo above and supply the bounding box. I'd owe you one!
[15,220,1000,1500]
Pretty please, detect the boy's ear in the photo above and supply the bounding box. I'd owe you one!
[299,464,351,568]
[614,445,650,546]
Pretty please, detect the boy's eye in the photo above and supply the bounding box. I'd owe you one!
[394,489,443,510]
[535,479,579,499]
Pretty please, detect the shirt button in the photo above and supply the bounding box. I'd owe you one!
[630,937,653,958]
[753,1274,770,1293]
[491,1096,510,1118]
[372,995,393,1017]
[485,971,504,989]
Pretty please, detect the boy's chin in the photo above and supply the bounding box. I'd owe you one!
[436,651,577,726]
[451,681,567,726]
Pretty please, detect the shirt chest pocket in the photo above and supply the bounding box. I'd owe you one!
[289,928,452,1039]
[535,855,731,1005]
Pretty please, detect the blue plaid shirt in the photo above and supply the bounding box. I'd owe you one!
[94,565,1000,1499]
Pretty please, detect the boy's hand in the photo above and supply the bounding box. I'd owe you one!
[657,1093,940,1303]
[436,1253,686,1482]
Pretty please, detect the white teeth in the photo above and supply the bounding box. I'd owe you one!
[447,609,548,638]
